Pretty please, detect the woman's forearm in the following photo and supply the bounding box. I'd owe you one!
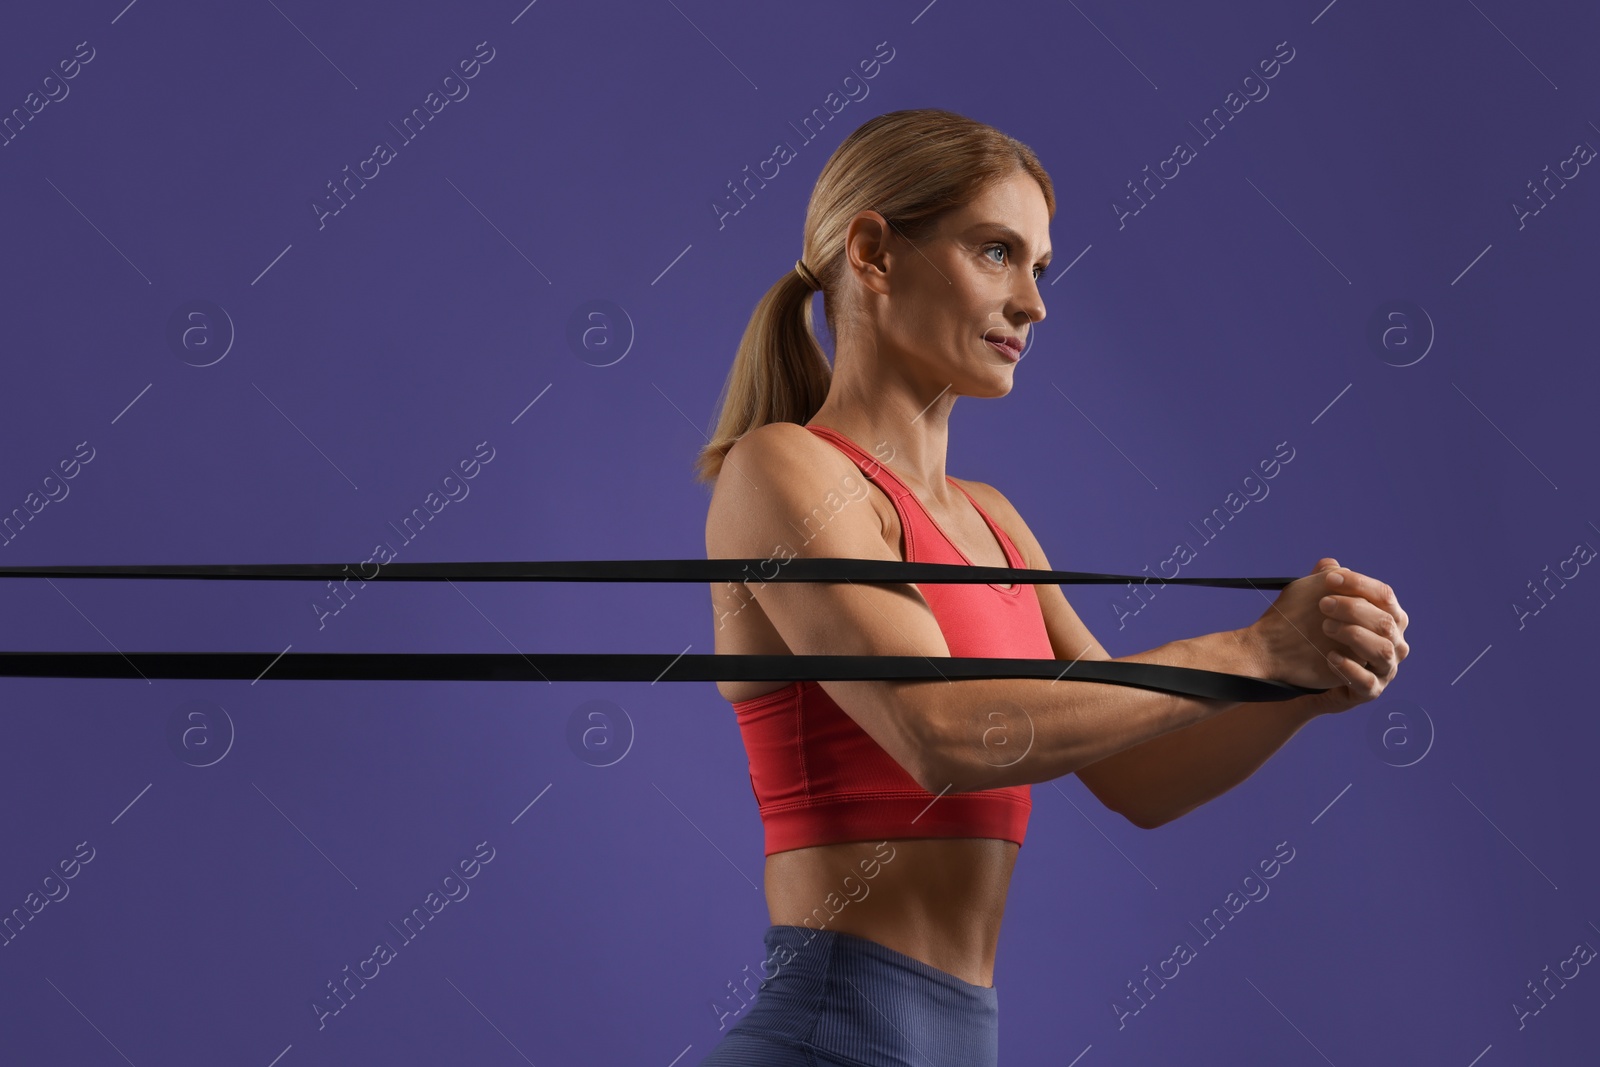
[1066,628,1322,827]
[917,629,1285,796]
[1068,686,1322,828]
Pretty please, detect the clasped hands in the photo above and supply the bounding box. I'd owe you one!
[1246,557,1412,715]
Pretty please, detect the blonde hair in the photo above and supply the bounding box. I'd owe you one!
[693,107,1055,484]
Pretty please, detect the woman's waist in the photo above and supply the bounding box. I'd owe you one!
[763,836,1017,987]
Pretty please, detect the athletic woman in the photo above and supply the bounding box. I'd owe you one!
[695,108,1410,1067]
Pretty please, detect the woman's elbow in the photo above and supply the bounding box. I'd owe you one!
[1122,807,1167,830]
[1123,801,1198,830]
[1087,783,1168,829]
[911,746,962,795]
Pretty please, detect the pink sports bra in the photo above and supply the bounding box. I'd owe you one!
[727,423,1057,856]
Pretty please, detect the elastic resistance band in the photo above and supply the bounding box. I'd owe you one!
[0,558,1321,702]
[0,653,1316,701]
[0,558,1298,588]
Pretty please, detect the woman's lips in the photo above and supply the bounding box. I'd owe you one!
[985,337,1021,361]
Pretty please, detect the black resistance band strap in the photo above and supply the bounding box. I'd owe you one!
[0,559,1324,702]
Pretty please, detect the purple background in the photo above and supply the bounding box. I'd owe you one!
[2,0,1596,1064]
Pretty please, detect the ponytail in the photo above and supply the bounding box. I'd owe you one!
[693,265,832,484]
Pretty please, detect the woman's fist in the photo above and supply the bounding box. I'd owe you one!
[1245,558,1410,710]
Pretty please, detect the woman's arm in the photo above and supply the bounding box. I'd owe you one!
[709,432,1293,797]
[711,441,1402,820]
[958,481,1402,828]
[1069,658,1323,829]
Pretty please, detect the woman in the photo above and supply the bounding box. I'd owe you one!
[695,108,1409,1067]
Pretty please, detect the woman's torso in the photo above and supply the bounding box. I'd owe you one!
[709,421,1026,987]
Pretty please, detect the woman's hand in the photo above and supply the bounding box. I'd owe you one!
[1245,558,1410,713]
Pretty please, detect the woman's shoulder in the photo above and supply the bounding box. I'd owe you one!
[948,473,1004,510]
[709,422,861,517]
[732,419,817,449]
[723,421,846,474]
[706,422,892,555]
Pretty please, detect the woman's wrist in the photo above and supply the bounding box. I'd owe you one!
[1229,624,1272,681]
[1230,625,1330,723]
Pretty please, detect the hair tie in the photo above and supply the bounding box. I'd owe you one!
[793,259,822,291]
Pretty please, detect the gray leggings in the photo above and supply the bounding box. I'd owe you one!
[696,924,1000,1067]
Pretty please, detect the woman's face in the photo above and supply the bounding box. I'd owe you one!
[864,170,1051,398]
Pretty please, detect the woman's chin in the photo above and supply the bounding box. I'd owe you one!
[969,370,1016,399]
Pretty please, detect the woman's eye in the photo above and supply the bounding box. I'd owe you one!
[987,242,1047,280]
